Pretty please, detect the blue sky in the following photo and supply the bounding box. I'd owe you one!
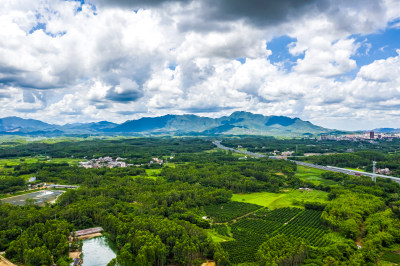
[267,35,303,71]
[267,25,400,75]
[351,24,400,67]
[0,0,400,130]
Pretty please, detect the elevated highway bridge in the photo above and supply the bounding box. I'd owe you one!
[213,141,400,183]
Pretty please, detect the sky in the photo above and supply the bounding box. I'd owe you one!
[0,0,400,130]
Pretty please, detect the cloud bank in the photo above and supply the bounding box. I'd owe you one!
[0,0,399,130]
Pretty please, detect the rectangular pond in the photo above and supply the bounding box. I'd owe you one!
[81,236,117,266]
[1,190,65,206]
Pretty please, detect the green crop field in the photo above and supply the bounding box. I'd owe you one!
[231,189,329,209]
[220,207,331,264]
[204,201,263,222]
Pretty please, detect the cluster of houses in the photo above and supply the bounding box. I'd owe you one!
[298,187,313,192]
[269,150,295,156]
[149,157,164,165]
[78,156,132,169]
[77,156,170,169]
[376,168,392,175]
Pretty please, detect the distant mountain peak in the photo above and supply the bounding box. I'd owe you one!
[0,112,332,136]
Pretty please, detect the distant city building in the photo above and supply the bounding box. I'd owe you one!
[369,131,375,139]
[320,134,328,140]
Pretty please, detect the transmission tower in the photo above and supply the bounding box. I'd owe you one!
[372,161,376,182]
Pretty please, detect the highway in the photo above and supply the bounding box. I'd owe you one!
[213,141,400,183]
[213,141,266,158]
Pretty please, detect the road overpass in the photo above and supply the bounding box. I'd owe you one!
[213,141,400,183]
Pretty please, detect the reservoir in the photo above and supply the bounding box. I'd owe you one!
[81,236,117,266]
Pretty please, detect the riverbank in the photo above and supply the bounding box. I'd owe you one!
[69,232,103,261]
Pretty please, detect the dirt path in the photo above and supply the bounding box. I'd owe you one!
[212,209,261,225]
[355,224,365,247]
[0,255,16,266]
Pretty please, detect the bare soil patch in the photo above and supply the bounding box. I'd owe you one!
[0,255,16,266]
[201,261,216,266]
[78,232,102,240]
[69,251,81,259]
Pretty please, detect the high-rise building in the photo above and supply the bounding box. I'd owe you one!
[321,134,328,140]
[370,131,375,139]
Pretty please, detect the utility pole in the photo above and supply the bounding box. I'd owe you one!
[372,161,377,183]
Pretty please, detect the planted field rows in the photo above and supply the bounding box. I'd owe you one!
[204,201,263,222]
[215,206,330,264]
[272,209,329,247]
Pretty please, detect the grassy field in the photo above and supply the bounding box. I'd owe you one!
[144,168,162,179]
[343,167,365,172]
[229,165,331,209]
[231,189,329,209]
[207,230,234,243]
[295,165,337,185]
[0,157,83,167]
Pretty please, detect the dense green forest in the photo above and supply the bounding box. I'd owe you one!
[0,138,214,161]
[1,137,400,265]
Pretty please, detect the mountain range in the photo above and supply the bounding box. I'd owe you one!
[373,128,400,133]
[0,111,333,137]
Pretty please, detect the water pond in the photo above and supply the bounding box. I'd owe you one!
[81,236,117,266]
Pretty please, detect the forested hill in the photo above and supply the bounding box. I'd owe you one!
[0,111,332,137]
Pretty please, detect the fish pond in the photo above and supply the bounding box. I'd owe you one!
[81,236,117,266]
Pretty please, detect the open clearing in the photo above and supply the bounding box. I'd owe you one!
[145,169,162,178]
[343,167,366,172]
[207,230,234,243]
[295,165,337,185]
[1,190,64,206]
[231,189,328,209]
